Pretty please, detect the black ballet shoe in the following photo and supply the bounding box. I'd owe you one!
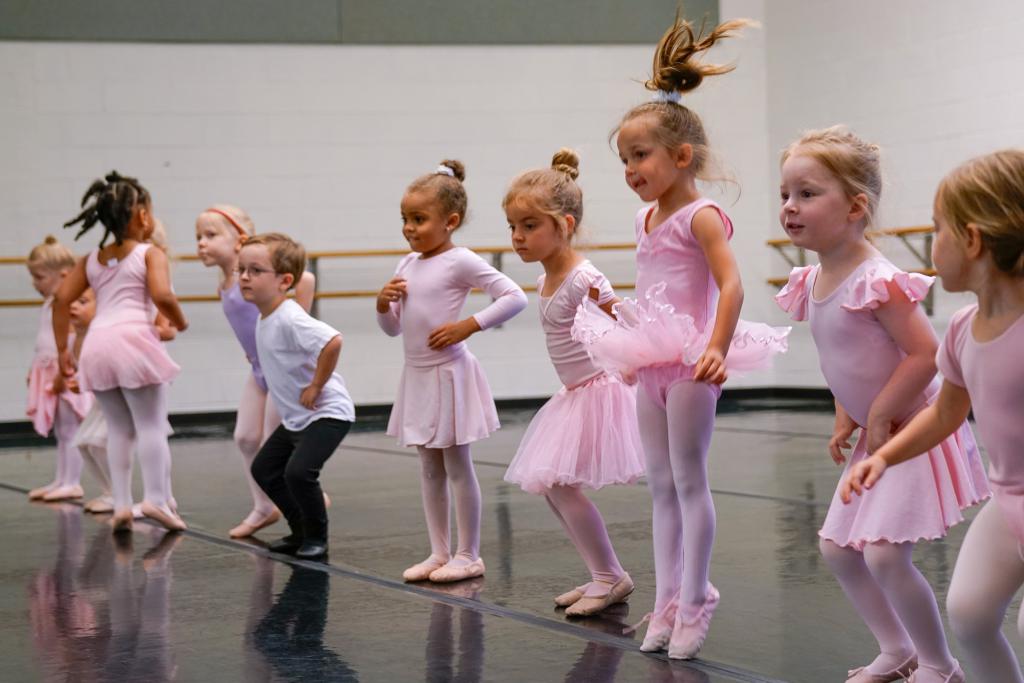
[295,540,328,561]
[268,534,304,555]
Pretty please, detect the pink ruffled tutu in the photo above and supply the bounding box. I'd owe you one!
[571,282,791,377]
[504,373,645,494]
[26,357,93,437]
[822,420,990,550]
[78,322,180,392]
[387,350,499,448]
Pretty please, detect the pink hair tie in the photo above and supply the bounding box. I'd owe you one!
[204,207,249,237]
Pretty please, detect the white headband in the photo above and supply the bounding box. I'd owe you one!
[651,90,682,104]
[435,165,455,177]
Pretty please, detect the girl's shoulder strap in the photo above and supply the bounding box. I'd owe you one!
[688,198,734,241]
[634,205,655,241]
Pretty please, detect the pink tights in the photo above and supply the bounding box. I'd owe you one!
[947,501,1024,682]
[94,384,174,514]
[636,379,717,614]
[545,485,625,594]
[821,539,955,675]
[417,444,482,565]
[234,374,280,521]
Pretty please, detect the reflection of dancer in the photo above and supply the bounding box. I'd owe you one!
[425,579,485,683]
[242,554,276,683]
[252,566,359,682]
[561,604,631,683]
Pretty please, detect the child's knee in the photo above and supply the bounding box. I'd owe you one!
[947,584,999,643]
[234,429,262,457]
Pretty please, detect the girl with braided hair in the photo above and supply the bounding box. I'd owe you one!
[53,171,188,533]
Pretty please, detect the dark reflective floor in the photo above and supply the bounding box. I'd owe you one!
[1,408,1020,682]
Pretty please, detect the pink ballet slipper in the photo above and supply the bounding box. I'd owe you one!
[28,482,58,500]
[140,501,187,532]
[110,508,134,534]
[554,583,591,607]
[428,558,486,583]
[906,660,962,683]
[847,653,918,682]
[403,554,450,582]
[565,574,634,617]
[42,484,84,502]
[629,590,679,652]
[229,508,281,539]
[667,583,720,660]
[83,495,114,514]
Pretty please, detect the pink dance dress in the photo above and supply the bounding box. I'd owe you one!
[77,244,180,392]
[938,304,1024,544]
[572,199,789,407]
[776,257,990,549]
[26,298,92,437]
[377,247,528,448]
[504,261,645,494]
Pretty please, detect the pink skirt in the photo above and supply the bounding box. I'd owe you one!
[504,373,645,494]
[26,357,93,437]
[78,323,180,392]
[571,285,790,377]
[387,351,499,448]
[821,421,990,550]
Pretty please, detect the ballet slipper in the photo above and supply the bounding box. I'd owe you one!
[84,495,114,514]
[42,484,84,502]
[565,574,634,617]
[403,554,450,582]
[667,583,720,660]
[554,583,591,607]
[140,501,187,532]
[428,558,486,583]
[229,509,282,539]
[906,660,962,683]
[110,509,134,534]
[28,482,58,500]
[847,653,918,682]
[629,590,679,652]
[131,503,145,519]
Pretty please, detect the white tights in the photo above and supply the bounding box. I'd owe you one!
[821,539,955,675]
[233,374,280,520]
[636,380,718,613]
[417,444,482,565]
[94,384,174,514]
[947,501,1024,682]
[52,399,84,488]
[545,485,625,594]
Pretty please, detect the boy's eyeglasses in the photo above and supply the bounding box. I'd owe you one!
[234,266,277,278]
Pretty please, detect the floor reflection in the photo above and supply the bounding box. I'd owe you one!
[251,564,359,682]
[424,578,485,682]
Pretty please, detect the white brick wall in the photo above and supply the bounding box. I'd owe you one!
[3,0,1018,421]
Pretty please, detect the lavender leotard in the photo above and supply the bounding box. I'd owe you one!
[220,280,266,392]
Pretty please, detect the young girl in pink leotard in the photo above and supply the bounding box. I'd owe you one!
[503,149,645,617]
[842,149,1024,683]
[54,171,189,534]
[376,160,528,584]
[573,17,787,659]
[195,205,316,538]
[776,127,989,683]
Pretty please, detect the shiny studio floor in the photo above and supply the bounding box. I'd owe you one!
[1,405,1020,682]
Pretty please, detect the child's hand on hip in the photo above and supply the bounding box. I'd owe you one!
[300,384,323,410]
[428,318,480,350]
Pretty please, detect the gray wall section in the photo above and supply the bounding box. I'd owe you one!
[0,0,717,44]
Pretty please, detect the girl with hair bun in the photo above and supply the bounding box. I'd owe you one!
[376,160,528,584]
[195,204,316,539]
[504,149,645,617]
[573,15,788,659]
[25,235,93,502]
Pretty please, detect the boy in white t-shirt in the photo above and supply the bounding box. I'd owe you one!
[239,232,354,561]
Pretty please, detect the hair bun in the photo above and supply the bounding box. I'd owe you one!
[439,159,466,182]
[551,148,580,180]
[43,235,58,245]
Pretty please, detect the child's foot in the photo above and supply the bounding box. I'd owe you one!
[906,660,963,683]
[110,508,134,534]
[429,557,486,583]
[42,484,84,502]
[847,651,918,682]
[229,508,281,538]
[634,591,679,652]
[403,554,450,582]
[565,574,635,617]
[267,533,304,556]
[295,539,328,561]
[28,482,59,500]
[667,583,720,660]
[140,501,187,532]
[84,495,115,514]
[554,582,591,607]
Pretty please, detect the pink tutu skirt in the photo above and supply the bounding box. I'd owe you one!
[78,323,180,392]
[821,421,990,550]
[26,357,93,437]
[571,282,790,377]
[504,373,646,494]
[387,350,499,448]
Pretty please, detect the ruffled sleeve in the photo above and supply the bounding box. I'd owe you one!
[840,263,934,312]
[775,266,816,321]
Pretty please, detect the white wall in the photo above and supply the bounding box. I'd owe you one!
[2,0,1019,421]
